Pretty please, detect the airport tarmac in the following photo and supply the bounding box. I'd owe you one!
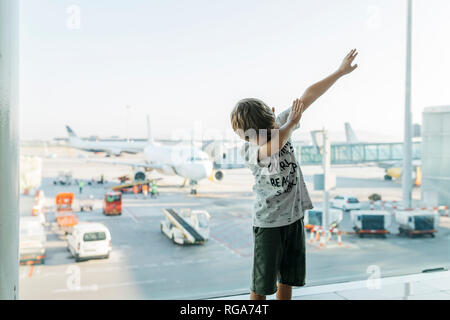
[19,148,450,299]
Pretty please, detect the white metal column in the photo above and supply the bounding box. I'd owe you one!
[402,0,413,209]
[0,0,20,300]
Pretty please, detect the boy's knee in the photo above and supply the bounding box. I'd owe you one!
[250,291,266,300]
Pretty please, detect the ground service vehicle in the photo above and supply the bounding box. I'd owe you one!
[161,208,210,245]
[351,210,392,237]
[77,195,95,212]
[19,216,46,264]
[395,209,439,237]
[55,193,78,233]
[53,171,73,186]
[112,180,152,194]
[103,192,122,215]
[305,208,343,230]
[67,222,112,262]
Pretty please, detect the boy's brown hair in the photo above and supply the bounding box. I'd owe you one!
[230,98,276,142]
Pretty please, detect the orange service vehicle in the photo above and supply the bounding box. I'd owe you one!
[55,192,75,212]
[103,191,122,215]
[55,192,78,233]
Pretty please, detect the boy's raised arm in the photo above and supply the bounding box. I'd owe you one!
[300,49,358,112]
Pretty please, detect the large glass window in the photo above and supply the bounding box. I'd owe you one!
[18,0,450,299]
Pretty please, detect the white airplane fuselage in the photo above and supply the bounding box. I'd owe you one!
[143,143,213,182]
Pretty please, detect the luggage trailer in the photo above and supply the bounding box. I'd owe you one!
[351,210,392,238]
[395,209,439,237]
[305,208,343,231]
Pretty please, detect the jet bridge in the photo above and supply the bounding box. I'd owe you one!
[295,141,421,165]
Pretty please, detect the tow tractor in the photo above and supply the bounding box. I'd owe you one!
[160,208,210,245]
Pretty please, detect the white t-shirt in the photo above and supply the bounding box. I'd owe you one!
[241,109,313,228]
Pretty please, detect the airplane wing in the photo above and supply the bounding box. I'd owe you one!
[376,159,421,170]
[86,158,164,170]
[376,161,400,170]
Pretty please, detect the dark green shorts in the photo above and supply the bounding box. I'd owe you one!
[251,218,306,296]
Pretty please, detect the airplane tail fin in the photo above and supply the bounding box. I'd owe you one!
[344,122,359,144]
[147,114,154,145]
[66,125,77,138]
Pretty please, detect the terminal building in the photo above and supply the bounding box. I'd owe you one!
[421,105,450,206]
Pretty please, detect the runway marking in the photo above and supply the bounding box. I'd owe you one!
[52,285,99,293]
[209,235,247,258]
[124,207,139,223]
[52,279,167,293]
[82,256,230,275]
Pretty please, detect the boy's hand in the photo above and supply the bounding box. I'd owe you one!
[337,49,358,76]
[287,99,304,126]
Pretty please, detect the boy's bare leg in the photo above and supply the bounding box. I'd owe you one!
[276,283,292,300]
[250,291,266,300]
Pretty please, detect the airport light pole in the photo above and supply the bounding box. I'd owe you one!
[322,129,330,234]
[402,0,413,209]
[125,105,131,142]
[0,0,20,300]
[311,129,333,236]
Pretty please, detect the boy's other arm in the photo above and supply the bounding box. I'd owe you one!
[258,99,304,161]
[300,49,358,112]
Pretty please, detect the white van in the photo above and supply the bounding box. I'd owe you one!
[331,195,361,211]
[67,222,111,262]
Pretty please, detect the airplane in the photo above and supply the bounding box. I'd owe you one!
[66,119,150,157]
[344,122,421,186]
[83,116,224,194]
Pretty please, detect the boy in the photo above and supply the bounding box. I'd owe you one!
[230,49,358,300]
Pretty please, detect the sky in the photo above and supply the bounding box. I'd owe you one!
[19,0,450,142]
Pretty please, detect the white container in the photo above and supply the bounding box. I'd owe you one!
[351,210,392,232]
[395,209,439,232]
[305,208,343,227]
[19,216,46,263]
